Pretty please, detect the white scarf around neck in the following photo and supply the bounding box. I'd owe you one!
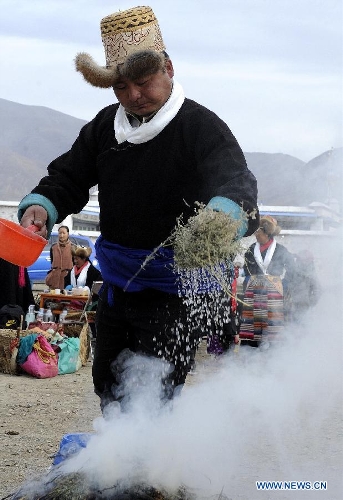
[114,79,185,144]
[254,239,276,275]
[71,262,90,288]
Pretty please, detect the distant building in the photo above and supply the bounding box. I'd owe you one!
[0,195,341,259]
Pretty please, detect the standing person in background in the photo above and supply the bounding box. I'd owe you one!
[290,249,320,323]
[239,216,295,347]
[0,258,35,312]
[45,225,75,290]
[17,6,259,412]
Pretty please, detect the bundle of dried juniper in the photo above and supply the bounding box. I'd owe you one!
[172,204,245,271]
[123,203,247,298]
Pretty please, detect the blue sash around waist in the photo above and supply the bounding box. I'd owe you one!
[95,236,231,305]
[95,236,179,294]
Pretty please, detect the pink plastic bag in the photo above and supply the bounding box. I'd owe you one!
[21,334,58,378]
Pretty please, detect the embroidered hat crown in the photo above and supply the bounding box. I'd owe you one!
[75,6,166,88]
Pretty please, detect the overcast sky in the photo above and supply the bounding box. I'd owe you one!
[0,0,342,162]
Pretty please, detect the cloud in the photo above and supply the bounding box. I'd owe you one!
[0,0,342,161]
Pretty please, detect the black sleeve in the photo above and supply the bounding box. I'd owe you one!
[182,101,259,235]
[30,106,117,223]
[85,265,103,290]
[243,245,258,276]
[49,244,54,267]
[64,270,71,288]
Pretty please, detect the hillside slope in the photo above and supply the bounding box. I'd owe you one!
[0,98,341,208]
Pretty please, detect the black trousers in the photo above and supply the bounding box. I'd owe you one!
[93,286,198,410]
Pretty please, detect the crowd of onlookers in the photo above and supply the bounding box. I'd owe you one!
[0,219,320,360]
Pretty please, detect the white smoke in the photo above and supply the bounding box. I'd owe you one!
[59,289,342,498]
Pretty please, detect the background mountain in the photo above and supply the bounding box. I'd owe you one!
[0,98,87,200]
[0,98,341,209]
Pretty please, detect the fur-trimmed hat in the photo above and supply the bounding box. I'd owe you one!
[72,246,92,259]
[259,215,281,237]
[75,6,166,88]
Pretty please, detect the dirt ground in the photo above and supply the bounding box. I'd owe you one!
[1,334,341,500]
[0,357,98,498]
[0,341,210,499]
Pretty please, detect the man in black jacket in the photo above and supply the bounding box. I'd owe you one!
[18,6,259,412]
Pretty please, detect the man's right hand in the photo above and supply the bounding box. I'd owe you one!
[20,205,48,239]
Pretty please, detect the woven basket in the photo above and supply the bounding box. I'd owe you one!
[65,311,83,322]
[63,322,90,366]
[85,310,96,322]
[65,310,97,323]
[0,329,18,374]
[0,329,31,374]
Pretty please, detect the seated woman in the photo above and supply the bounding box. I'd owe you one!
[65,246,102,340]
[239,216,296,347]
[65,246,102,291]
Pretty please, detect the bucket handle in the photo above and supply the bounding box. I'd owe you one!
[26,225,40,233]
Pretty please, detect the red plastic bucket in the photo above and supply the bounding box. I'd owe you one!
[0,218,47,267]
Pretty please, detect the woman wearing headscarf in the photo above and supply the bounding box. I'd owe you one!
[239,216,296,346]
[64,246,102,291]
